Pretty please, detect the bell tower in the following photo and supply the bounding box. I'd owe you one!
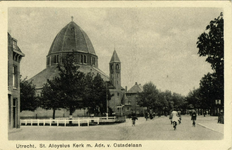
[109,50,121,89]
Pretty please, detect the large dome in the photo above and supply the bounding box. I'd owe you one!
[48,21,96,55]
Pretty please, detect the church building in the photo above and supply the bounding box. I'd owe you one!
[27,18,127,117]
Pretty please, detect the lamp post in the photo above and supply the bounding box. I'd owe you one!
[106,82,109,119]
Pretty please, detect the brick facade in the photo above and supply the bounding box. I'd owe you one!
[8,33,25,129]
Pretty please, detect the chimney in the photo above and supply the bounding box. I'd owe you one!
[125,86,127,92]
[135,82,137,85]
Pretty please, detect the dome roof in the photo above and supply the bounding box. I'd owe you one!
[48,21,96,56]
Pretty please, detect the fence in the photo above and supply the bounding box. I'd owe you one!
[20,116,117,127]
[20,118,100,127]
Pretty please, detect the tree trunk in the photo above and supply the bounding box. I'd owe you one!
[69,107,73,125]
[53,109,56,119]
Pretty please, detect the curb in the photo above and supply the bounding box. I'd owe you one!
[197,123,223,134]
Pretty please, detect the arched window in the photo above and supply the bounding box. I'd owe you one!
[92,57,95,66]
[53,55,59,63]
[47,57,50,66]
[84,55,87,63]
[116,64,119,69]
[57,55,59,63]
[81,55,83,63]
[13,66,17,88]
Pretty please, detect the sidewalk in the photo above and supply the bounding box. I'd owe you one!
[196,116,224,134]
[8,128,22,134]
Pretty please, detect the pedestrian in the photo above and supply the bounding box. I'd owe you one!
[131,113,138,126]
[191,109,197,127]
[203,111,206,117]
[169,111,173,124]
[171,109,179,130]
[218,110,223,124]
[178,110,181,124]
[150,113,153,120]
[145,112,148,121]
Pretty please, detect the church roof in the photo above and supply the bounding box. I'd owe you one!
[29,65,109,89]
[48,21,96,56]
[110,50,120,63]
[127,82,143,94]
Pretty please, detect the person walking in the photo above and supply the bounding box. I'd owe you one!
[131,113,138,126]
[145,112,149,121]
[169,111,173,124]
[178,110,181,124]
[171,109,179,130]
[191,109,197,127]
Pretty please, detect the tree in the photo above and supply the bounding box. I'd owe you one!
[172,92,185,109]
[186,88,201,109]
[20,77,38,112]
[197,12,224,105]
[137,82,159,111]
[57,52,86,119]
[92,73,108,115]
[83,72,109,116]
[40,78,63,119]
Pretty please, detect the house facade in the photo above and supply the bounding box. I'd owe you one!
[8,33,25,129]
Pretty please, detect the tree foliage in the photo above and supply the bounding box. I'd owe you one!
[57,52,86,116]
[40,78,63,119]
[197,12,224,103]
[83,72,107,115]
[20,77,38,112]
[137,82,185,113]
[137,82,159,110]
[197,12,224,73]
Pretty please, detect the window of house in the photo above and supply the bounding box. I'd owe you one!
[92,57,95,66]
[57,55,59,63]
[13,66,17,88]
[81,55,83,63]
[53,55,59,63]
[47,57,50,66]
[84,55,87,63]
[117,93,119,96]
[13,98,17,107]
[116,64,119,69]
[13,40,17,49]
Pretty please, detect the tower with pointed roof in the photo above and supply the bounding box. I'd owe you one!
[109,50,121,89]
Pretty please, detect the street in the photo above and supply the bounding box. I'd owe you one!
[9,115,223,140]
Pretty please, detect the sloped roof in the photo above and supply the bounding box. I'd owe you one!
[8,33,25,56]
[110,50,120,63]
[48,21,96,56]
[127,83,143,94]
[29,65,109,89]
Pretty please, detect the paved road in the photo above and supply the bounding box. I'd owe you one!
[9,116,223,140]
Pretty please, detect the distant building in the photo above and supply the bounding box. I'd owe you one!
[26,19,127,117]
[8,33,25,129]
[125,82,146,116]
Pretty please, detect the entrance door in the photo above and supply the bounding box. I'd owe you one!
[13,99,16,128]
[8,95,11,128]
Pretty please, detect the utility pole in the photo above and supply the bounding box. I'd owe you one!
[106,82,108,120]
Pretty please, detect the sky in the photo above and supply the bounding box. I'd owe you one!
[8,7,223,96]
